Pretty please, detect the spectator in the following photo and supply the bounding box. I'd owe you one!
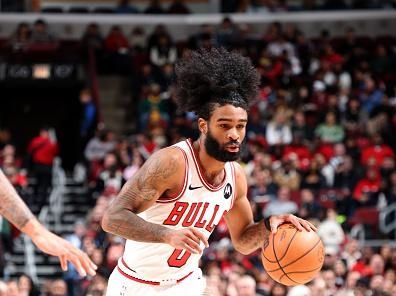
[84,129,116,163]
[216,17,240,49]
[273,156,301,190]
[149,34,177,67]
[9,22,30,52]
[115,0,139,13]
[104,26,130,74]
[81,23,104,55]
[49,279,67,296]
[267,34,295,59]
[144,0,165,14]
[167,0,190,14]
[352,168,381,207]
[315,111,345,143]
[291,110,314,143]
[266,110,292,146]
[79,88,98,151]
[317,208,345,255]
[263,186,298,217]
[85,274,107,296]
[138,83,170,131]
[129,27,147,52]
[27,127,59,209]
[235,275,259,296]
[249,168,277,204]
[188,24,217,50]
[361,133,394,167]
[30,19,55,43]
[298,188,323,220]
[64,220,87,296]
[17,273,40,296]
[359,76,384,116]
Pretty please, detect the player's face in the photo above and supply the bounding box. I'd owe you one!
[203,104,247,162]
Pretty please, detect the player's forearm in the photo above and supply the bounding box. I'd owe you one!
[234,220,269,255]
[0,171,35,231]
[101,208,170,244]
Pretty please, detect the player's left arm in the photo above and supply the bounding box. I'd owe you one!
[224,163,316,255]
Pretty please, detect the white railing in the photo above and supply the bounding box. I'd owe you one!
[350,203,396,248]
[380,202,396,238]
[38,157,66,232]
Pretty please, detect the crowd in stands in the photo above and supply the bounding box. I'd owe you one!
[0,12,396,296]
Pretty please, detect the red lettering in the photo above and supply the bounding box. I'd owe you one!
[182,202,202,227]
[205,205,220,232]
[167,249,192,268]
[163,202,189,225]
[194,202,209,228]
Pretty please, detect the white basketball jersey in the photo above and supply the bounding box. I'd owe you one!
[118,139,237,283]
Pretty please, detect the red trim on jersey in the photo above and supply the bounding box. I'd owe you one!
[186,139,227,192]
[156,147,189,204]
[117,267,160,286]
[230,162,237,209]
[117,264,194,286]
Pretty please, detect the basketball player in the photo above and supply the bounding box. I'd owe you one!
[102,48,316,295]
[0,169,97,277]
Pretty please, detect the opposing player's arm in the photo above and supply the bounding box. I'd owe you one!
[102,147,208,253]
[224,163,268,255]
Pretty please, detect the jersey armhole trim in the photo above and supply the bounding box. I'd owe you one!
[156,146,188,204]
[230,162,237,209]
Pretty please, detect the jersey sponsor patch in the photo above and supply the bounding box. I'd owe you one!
[223,183,232,199]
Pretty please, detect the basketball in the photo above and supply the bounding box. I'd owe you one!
[261,223,324,286]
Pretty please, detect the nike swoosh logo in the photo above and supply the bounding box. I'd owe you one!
[189,185,203,190]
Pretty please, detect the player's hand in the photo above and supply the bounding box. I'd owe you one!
[31,227,97,277]
[165,228,209,254]
[268,214,317,234]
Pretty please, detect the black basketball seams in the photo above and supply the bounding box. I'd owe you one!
[262,228,298,264]
[276,229,299,263]
[267,238,322,273]
[272,230,301,285]
[279,266,322,283]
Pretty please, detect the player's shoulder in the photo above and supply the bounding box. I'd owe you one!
[147,146,187,172]
[229,161,247,184]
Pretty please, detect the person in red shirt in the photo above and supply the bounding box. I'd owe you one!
[361,133,394,168]
[27,127,59,210]
[353,168,381,207]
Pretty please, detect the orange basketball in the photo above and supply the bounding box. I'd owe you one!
[261,223,324,286]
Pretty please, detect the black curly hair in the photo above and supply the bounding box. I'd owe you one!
[175,48,260,120]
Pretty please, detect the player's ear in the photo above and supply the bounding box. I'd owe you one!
[198,118,207,134]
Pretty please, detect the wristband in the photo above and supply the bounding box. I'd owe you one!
[264,217,271,231]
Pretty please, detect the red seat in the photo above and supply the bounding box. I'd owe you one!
[348,207,380,237]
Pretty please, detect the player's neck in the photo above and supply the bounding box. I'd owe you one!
[193,139,225,183]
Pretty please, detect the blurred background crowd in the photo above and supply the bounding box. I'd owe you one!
[0,0,396,295]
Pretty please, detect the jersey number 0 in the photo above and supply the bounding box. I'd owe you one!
[167,249,192,268]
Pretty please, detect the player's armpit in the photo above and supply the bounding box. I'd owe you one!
[101,147,185,243]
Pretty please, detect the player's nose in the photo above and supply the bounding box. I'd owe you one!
[227,128,240,141]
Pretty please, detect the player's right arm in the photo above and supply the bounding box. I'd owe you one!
[101,147,208,254]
